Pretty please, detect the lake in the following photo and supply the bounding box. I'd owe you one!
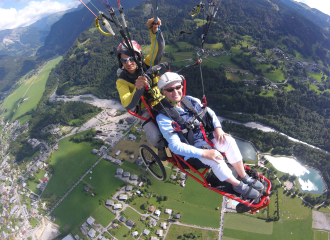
[264,156,326,194]
[234,138,257,161]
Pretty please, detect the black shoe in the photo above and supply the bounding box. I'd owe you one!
[158,147,167,161]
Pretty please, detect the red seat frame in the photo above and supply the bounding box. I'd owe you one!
[128,78,271,213]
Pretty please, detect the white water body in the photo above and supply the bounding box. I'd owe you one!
[264,156,325,194]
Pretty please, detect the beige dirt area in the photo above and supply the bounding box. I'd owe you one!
[33,219,61,240]
[312,211,330,231]
[284,180,293,190]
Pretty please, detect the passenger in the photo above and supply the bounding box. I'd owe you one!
[156,72,264,199]
[116,18,166,159]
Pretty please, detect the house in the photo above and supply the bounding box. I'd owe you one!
[156,230,163,237]
[43,177,48,183]
[116,168,123,175]
[62,234,75,240]
[115,150,121,156]
[10,205,19,216]
[126,220,134,227]
[154,209,161,216]
[88,229,96,238]
[92,149,99,155]
[135,158,143,165]
[150,236,159,240]
[179,172,186,180]
[148,218,157,227]
[170,175,176,180]
[99,146,107,152]
[119,216,126,222]
[113,204,122,209]
[119,194,128,200]
[104,155,113,161]
[125,185,132,191]
[180,181,185,187]
[132,231,138,237]
[160,222,167,229]
[36,161,43,169]
[131,174,138,180]
[140,216,146,221]
[86,216,95,225]
[128,134,136,141]
[105,200,114,206]
[173,214,181,219]
[114,159,122,165]
[142,229,150,235]
[125,117,135,124]
[123,172,130,178]
[148,206,156,212]
[112,223,118,229]
[165,209,172,215]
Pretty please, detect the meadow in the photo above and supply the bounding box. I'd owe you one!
[166,224,219,240]
[2,56,62,122]
[51,160,125,234]
[41,131,100,199]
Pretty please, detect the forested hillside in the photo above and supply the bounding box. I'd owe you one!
[52,0,330,152]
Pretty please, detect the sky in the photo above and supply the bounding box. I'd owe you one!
[0,0,329,31]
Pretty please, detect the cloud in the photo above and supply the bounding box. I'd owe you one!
[298,0,330,16]
[0,0,80,31]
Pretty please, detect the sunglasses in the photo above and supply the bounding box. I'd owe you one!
[164,85,182,92]
[120,56,134,64]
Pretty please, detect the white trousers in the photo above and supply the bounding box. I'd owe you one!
[199,135,242,182]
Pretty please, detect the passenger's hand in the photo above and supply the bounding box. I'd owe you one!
[146,18,161,33]
[135,76,147,90]
[201,149,223,163]
[214,127,230,145]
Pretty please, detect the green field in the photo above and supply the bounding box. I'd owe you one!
[2,56,62,121]
[307,72,323,82]
[165,199,220,228]
[166,224,219,240]
[314,231,329,240]
[204,43,223,49]
[51,160,125,234]
[260,90,276,97]
[91,206,115,227]
[122,207,148,234]
[283,84,295,92]
[181,177,222,210]
[42,132,100,199]
[224,214,273,234]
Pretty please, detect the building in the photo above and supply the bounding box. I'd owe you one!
[148,206,155,212]
[113,204,122,210]
[128,134,136,141]
[123,172,130,178]
[92,149,99,155]
[105,200,114,206]
[86,216,95,225]
[143,229,150,235]
[114,159,122,165]
[148,218,157,227]
[115,150,121,156]
[126,220,134,227]
[151,237,159,240]
[131,174,138,180]
[132,231,138,237]
[165,209,172,215]
[88,229,96,238]
[154,209,161,216]
[116,168,123,175]
[119,216,126,222]
[160,222,167,229]
[156,230,163,237]
[174,214,181,219]
[125,117,135,124]
[135,158,143,165]
[119,194,128,200]
[10,205,19,216]
[126,185,132,191]
[62,234,75,240]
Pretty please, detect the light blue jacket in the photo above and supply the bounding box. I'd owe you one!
[156,96,221,160]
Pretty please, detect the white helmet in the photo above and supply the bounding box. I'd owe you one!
[158,72,183,91]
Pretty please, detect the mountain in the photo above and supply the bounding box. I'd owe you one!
[36,0,144,58]
[280,0,330,34]
[0,10,74,57]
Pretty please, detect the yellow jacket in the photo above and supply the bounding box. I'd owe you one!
[116,29,165,110]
